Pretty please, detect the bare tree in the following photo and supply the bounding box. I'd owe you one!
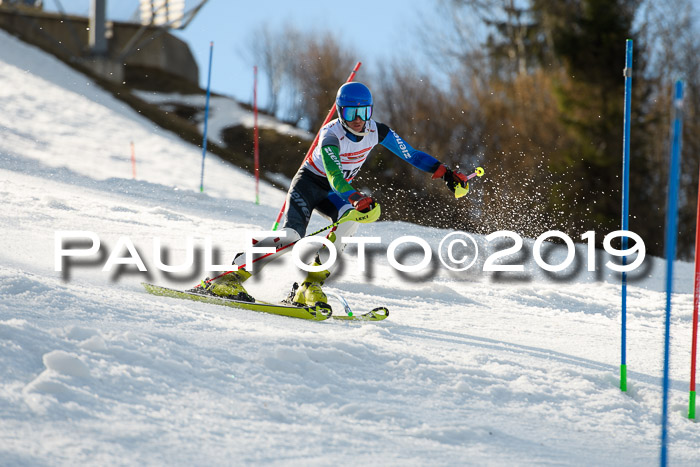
[246,24,358,129]
[246,24,300,115]
[284,31,357,130]
[636,0,700,258]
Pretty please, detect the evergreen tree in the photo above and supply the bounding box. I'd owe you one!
[529,0,640,235]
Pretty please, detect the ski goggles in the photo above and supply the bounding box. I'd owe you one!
[339,105,373,122]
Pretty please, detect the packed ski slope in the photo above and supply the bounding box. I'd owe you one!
[1,29,698,466]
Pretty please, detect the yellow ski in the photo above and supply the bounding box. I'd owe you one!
[142,283,332,321]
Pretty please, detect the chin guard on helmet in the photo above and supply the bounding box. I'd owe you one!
[338,117,370,136]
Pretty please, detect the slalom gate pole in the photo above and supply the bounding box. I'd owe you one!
[254,65,260,205]
[194,207,370,288]
[620,39,633,392]
[199,41,214,193]
[690,158,700,420]
[660,80,684,467]
[270,61,362,231]
[130,141,137,179]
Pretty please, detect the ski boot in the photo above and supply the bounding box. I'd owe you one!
[287,269,331,310]
[200,269,254,302]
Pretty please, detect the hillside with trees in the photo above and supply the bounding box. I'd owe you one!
[245,0,699,258]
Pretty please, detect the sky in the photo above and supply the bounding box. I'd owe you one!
[42,0,442,109]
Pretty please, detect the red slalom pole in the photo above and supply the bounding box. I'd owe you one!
[254,66,260,205]
[271,61,362,230]
[690,164,700,419]
[130,141,137,179]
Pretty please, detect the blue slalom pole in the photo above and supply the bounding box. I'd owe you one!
[200,41,214,193]
[660,80,684,467]
[620,39,633,392]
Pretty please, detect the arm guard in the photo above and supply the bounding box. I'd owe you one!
[320,145,357,202]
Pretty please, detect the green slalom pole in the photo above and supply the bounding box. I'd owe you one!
[620,365,627,392]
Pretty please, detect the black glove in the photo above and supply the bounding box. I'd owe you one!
[432,164,468,193]
[348,191,376,213]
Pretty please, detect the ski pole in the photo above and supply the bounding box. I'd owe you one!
[454,167,485,198]
[466,166,485,181]
[271,61,363,231]
[196,204,380,287]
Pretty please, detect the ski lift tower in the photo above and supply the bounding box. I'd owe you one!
[0,0,207,87]
[89,0,107,55]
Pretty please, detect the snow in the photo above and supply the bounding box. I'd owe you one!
[1,28,698,465]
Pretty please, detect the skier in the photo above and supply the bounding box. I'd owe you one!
[200,82,470,308]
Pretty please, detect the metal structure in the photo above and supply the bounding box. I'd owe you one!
[89,0,107,55]
[139,0,185,28]
[0,0,43,7]
[118,0,208,62]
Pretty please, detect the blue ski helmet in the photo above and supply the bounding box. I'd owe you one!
[336,82,373,135]
[336,82,373,108]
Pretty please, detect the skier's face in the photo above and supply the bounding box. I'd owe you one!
[346,116,365,133]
